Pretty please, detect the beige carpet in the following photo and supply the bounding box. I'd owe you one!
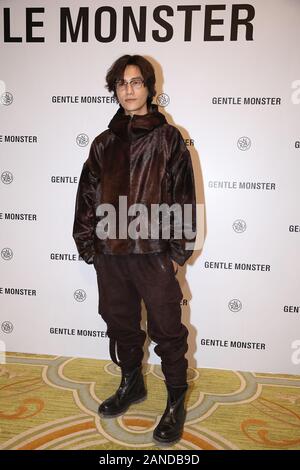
[1,352,300,450]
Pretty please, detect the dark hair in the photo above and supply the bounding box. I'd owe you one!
[106,55,156,106]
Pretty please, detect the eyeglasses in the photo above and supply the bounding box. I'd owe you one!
[115,78,145,90]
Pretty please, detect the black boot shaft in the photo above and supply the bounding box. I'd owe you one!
[98,366,147,418]
[153,382,188,445]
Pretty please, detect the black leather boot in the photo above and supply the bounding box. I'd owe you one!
[98,366,147,418]
[153,382,188,445]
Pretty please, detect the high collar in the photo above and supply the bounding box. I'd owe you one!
[108,104,167,141]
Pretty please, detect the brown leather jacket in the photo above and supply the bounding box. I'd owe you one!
[72,104,196,266]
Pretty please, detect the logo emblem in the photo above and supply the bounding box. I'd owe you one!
[232,219,247,233]
[1,248,13,261]
[1,321,14,334]
[74,289,87,302]
[0,92,13,106]
[156,93,170,107]
[237,136,251,151]
[76,134,89,147]
[228,299,242,313]
[1,171,13,184]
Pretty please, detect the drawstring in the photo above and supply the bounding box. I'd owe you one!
[109,337,121,367]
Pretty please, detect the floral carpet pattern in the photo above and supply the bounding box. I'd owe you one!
[1,352,300,450]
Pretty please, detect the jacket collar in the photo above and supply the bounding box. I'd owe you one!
[108,104,166,141]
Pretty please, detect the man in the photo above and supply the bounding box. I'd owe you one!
[73,55,197,445]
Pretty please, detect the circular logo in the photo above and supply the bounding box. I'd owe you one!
[74,289,87,302]
[237,136,251,151]
[232,219,247,233]
[76,134,89,147]
[1,171,13,184]
[1,248,13,261]
[0,92,13,106]
[1,321,13,334]
[228,299,242,313]
[156,93,170,107]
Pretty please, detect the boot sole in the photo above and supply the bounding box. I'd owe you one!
[98,393,147,419]
[152,434,182,447]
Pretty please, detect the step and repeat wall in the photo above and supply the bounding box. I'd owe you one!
[1,0,299,374]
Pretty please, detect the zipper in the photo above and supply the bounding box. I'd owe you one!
[128,114,133,240]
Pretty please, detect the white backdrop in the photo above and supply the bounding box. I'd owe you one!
[1,0,300,375]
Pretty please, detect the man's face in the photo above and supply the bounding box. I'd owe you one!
[116,65,149,116]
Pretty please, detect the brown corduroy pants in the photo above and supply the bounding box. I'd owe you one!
[94,251,188,386]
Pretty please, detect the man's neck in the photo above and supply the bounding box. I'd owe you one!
[124,106,149,117]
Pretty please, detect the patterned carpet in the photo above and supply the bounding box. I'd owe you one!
[1,352,300,450]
